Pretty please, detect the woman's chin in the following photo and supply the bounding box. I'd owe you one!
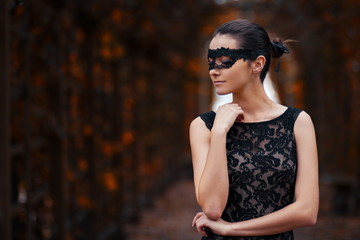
[215,90,231,96]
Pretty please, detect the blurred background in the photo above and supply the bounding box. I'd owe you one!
[1,0,360,239]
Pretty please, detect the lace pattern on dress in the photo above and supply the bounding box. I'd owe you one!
[198,107,303,240]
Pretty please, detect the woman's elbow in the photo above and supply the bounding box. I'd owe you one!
[299,205,318,227]
[197,195,226,220]
[203,207,223,220]
[199,200,224,220]
[304,211,318,226]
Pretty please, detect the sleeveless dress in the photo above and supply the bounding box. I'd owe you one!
[199,107,303,240]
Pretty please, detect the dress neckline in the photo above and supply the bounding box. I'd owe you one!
[211,107,290,125]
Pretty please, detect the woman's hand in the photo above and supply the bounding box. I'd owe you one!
[192,212,208,236]
[192,212,232,237]
[213,103,244,134]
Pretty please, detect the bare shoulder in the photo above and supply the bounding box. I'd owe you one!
[190,116,204,128]
[294,111,316,140]
[295,111,314,128]
[189,116,211,144]
[189,116,210,134]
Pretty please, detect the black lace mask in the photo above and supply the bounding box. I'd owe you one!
[208,47,257,70]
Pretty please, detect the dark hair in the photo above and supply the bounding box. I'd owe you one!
[212,19,289,81]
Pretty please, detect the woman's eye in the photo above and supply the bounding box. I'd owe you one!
[222,60,234,66]
[220,56,231,61]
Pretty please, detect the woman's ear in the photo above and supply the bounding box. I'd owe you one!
[252,55,266,73]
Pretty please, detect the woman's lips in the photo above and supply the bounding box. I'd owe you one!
[213,81,226,86]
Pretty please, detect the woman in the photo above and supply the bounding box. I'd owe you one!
[189,19,319,240]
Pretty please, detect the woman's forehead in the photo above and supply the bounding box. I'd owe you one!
[209,34,238,50]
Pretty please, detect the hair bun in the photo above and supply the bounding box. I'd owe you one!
[271,40,289,58]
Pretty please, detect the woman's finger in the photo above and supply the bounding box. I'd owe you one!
[195,217,209,237]
[191,212,203,227]
[196,222,208,236]
[192,212,204,227]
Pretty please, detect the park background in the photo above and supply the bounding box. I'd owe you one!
[1,0,360,239]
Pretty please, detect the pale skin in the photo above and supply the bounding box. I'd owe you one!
[189,34,319,237]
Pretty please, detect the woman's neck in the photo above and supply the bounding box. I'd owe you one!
[231,81,275,122]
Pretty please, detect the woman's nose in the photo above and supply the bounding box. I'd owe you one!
[209,68,220,76]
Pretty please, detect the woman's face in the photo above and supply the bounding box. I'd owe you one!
[208,34,253,95]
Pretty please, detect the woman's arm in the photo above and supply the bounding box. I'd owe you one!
[190,103,243,220]
[194,111,319,236]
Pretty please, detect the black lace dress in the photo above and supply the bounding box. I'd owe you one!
[199,107,303,240]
